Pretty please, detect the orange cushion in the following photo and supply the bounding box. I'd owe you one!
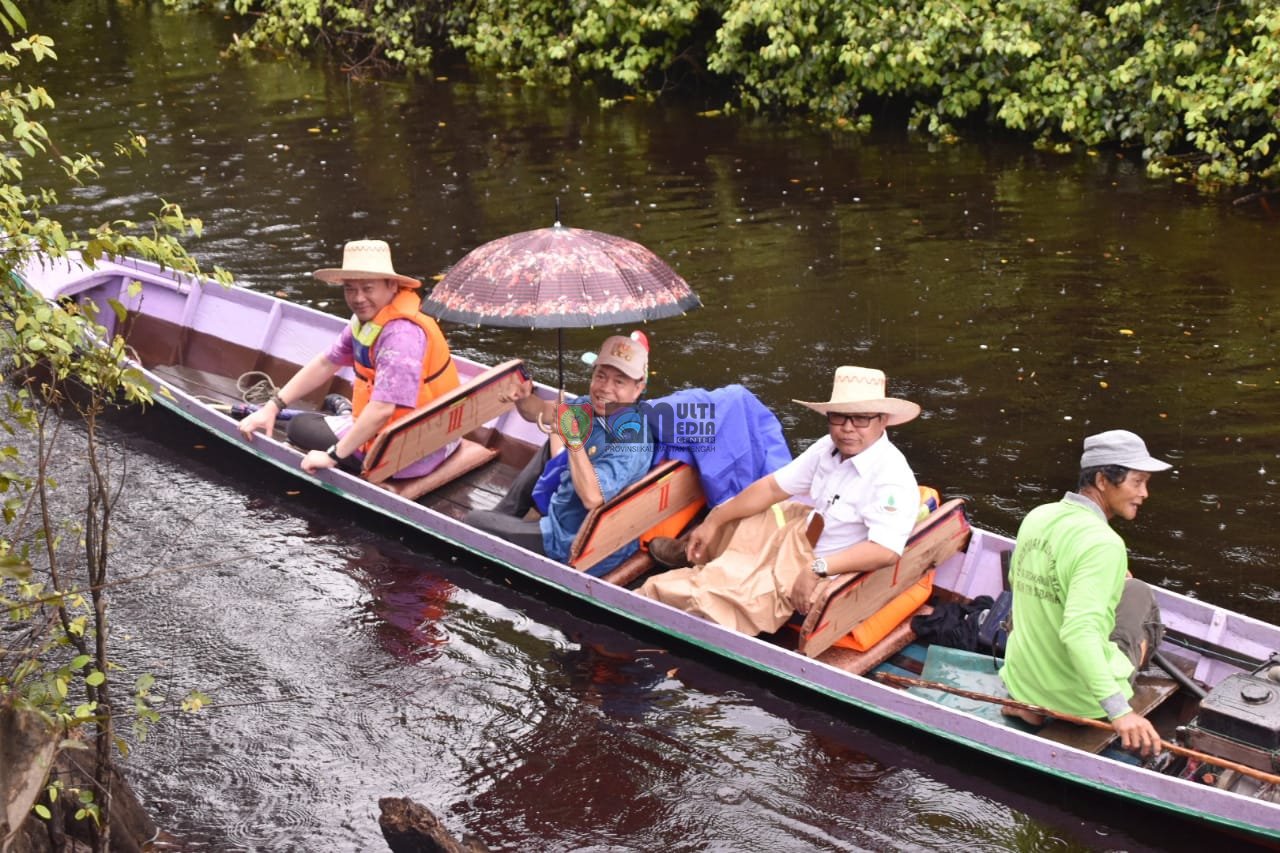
[830,570,935,652]
[640,498,705,548]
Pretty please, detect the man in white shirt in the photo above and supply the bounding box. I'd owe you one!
[638,366,920,635]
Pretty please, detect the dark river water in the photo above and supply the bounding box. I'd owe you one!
[23,2,1280,850]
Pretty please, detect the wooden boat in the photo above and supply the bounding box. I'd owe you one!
[17,253,1280,843]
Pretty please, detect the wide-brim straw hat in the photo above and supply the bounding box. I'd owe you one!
[314,239,421,289]
[793,365,921,426]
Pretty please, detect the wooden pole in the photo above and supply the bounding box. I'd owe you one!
[874,671,1280,788]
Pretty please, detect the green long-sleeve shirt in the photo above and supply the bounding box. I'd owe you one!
[999,492,1136,720]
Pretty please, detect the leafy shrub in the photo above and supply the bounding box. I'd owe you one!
[218,0,1280,186]
[222,0,447,74]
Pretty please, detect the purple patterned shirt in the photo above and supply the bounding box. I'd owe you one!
[326,319,454,478]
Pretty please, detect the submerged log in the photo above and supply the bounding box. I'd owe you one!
[1,715,157,853]
[378,797,490,853]
[0,706,62,852]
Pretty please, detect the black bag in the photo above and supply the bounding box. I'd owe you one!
[910,591,1012,656]
[976,589,1012,656]
[910,596,992,651]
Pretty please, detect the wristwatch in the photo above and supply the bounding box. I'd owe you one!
[326,444,345,463]
[811,557,829,578]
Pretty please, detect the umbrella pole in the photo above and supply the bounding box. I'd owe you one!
[557,327,565,394]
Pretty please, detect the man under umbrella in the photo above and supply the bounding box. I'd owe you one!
[464,334,653,575]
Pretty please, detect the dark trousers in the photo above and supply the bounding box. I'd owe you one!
[287,413,362,475]
[462,441,552,553]
[463,510,546,554]
[492,441,551,517]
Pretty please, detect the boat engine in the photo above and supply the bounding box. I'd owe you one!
[1179,655,1280,800]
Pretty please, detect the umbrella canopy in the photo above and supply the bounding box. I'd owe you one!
[423,224,700,329]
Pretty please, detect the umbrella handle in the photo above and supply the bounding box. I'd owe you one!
[535,411,556,436]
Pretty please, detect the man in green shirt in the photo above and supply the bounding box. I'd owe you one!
[999,430,1172,757]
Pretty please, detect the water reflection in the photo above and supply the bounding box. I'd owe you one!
[343,544,454,663]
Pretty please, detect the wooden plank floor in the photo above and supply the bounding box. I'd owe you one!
[1036,655,1194,753]
[154,364,345,414]
[154,364,246,405]
[424,431,533,520]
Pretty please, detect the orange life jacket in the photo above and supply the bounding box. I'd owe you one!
[349,289,459,449]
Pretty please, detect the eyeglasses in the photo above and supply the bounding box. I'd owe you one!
[826,412,884,427]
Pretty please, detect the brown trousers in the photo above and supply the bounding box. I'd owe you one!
[637,502,817,635]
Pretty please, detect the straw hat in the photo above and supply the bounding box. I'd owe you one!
[793,366,920,426]
[314,240,421,289]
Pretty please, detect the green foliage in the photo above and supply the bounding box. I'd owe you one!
[705,0,1280,186]
[203,0,447,73]
[452,0,706,91]
[221,0,1280,187]
[132,672,161,740]
[0,3,224,838]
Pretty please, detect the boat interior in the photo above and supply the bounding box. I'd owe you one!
[129,307,978,652]
[140,327,1201,729]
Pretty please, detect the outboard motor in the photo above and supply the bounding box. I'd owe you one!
[1180,655,1280,800]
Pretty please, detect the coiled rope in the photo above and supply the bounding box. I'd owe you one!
[235,370,279,405]
[192,370,280,410]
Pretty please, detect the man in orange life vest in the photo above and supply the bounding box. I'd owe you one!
[238,240,460,478]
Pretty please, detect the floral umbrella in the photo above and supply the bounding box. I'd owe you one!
[423,218,700,388]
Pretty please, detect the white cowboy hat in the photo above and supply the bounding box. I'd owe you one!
[314,240,421,289]
[793,365,921,426]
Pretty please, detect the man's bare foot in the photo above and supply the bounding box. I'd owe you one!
[1000,705,1046,726]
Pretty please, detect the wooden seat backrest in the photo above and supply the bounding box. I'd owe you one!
[796,498,972,658]
[361,360,527,484]
[569,460,705,574]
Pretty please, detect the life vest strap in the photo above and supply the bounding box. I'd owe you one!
[421,357,454,387]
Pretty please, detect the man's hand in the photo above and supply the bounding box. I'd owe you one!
[1112,711,1160,757]
[238,406,276,442]
[686,518,722,564]
[498,377,534,406]
[791,565,826,615]
[502,377,551,428]
[301,448,337,474]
